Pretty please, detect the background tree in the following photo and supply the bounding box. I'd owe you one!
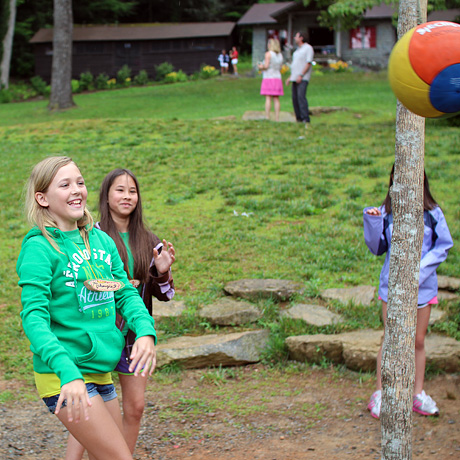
[380,0,427,458]
[0,0,16,88]
[48,0,73,110]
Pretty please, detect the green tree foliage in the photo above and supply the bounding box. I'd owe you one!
[301,0,460,29]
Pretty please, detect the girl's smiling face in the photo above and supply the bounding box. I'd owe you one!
[107,174,138,222]
[35,163,87,232]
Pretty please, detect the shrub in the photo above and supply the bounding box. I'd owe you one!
[95,73,109,90]
[79,71,94,91]
[30,76,48,96]
[0,89,13,103]
[199,65,219,79]
[71,79,80,93]
[164,70,188,84]
[155,62,174,81]
[445,114,460,127]
[116,65,132,86]
[134,70,149,86]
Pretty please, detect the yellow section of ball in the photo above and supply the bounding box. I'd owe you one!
[388,28,444,118]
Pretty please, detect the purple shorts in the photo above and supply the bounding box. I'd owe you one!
[114,348,133,374]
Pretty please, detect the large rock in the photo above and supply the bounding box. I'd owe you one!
[152,299,187,321]
[438,289,459,302]
[437,275,460,291]
[156,330,270,369]
[199,297,261,326]
[429,307,448,326]
[426,334,460,372]
[286,330,460,373]
[224,279,304,301]
[285,330,381,371]
[321,285,376,306]
[281,303,344,327]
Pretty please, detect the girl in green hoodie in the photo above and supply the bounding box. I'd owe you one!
[17,156,157,460]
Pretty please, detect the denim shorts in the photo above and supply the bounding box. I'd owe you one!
[43,382,117,414]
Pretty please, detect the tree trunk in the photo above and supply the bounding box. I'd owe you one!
[0,0,16,89]
[48,0,74,110]
[381,1,427,459]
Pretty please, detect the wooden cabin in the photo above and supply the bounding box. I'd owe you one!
[30,22,236,81]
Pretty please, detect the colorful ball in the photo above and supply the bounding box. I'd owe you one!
[388,21,460,118]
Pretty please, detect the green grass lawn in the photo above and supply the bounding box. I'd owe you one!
[1,71,459,387]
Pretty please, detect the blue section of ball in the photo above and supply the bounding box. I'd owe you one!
[430,64,460,113]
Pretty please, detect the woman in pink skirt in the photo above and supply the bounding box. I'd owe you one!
[258,38,284,121]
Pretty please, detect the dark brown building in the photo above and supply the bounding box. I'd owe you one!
[30,22,236,81]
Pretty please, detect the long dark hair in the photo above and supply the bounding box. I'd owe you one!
[99,169,153,283]
[383,164,438,214]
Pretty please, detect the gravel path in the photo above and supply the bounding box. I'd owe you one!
[1,368,459,459]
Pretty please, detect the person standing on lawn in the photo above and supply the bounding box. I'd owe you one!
[286,31,314,127]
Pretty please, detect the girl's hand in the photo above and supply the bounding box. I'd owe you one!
[366,207,381,216]
[55,379,91,423]
[153,240,176,275]
[129,336,156,377]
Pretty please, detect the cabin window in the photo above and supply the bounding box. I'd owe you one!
[349,26,377,49]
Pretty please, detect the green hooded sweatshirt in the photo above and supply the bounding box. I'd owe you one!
[17,226,157,387]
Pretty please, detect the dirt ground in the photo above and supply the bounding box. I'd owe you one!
[1,366,459,460]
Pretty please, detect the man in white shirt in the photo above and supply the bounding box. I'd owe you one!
[286,32,314,126]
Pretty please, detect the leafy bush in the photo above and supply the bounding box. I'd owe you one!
[445,113,460,127]
[199,65,219,79]
[95,73,109,90]
[71,79,79,93]
[164,70,188,84]
[134,70,149,86]
[78,71,94,91]
[116,65,132,86]
[0,88,13,103]
[155,62,174,81]
[30,76,48,96]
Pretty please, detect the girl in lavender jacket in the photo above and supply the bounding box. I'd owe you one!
[363,165,453,420]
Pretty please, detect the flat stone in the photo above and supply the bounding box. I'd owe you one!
[438,289,459,301]
[199,297,261,326]
[426,334,460,373]
[224,279,304,301]
[429,307,448,326]
[156,330,270,369]
[286,330,460,373]
[242,111,296,122]
[152,299,187,321]
[437,275,460,291]
[281,303,344,327]
[242,107,348,123]
[309,106,348,115]
[321,285,376,306]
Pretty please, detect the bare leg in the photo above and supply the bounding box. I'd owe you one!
[57,396,132,460]
[264,96,271,120]
[375,300,387,390]
[414,305,431,395]
[66,433,85,460]
[273,96,280,122]
[119,373,148,453]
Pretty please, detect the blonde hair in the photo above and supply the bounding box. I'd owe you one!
[25,156,93,251]
[267,38,281,54]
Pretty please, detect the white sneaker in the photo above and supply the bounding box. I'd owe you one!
[413,390,439,416]
[367,390,381,419]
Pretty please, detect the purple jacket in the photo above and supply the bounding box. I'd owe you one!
[363,205,453,304]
